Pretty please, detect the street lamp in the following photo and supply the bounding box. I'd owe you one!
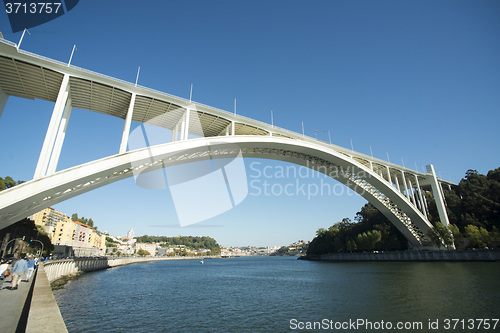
[30,239,44,256]
[17,28,30,50]
[297,121,304,137]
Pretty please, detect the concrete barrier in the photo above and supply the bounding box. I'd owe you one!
[43,256,209,283]
[306,249,500,262]
[26,265,68,333]
[44,258,109,283]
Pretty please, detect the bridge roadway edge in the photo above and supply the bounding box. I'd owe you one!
[24,256,215,332]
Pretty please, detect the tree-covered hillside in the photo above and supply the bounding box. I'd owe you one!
[135,235,220,251]
[307,167,500,256]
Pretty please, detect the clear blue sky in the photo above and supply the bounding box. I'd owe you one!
[1,1,499,247]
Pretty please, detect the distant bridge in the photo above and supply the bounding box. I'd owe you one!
[0,38,454,248]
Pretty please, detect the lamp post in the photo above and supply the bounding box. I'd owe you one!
[17,28,30,50]
[67,44,77,66]
[297,121,304,137]
[30,239,44,256]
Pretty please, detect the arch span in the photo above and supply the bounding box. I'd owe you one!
[0,136,432,246]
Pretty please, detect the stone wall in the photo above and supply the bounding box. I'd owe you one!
[43,256,203,282]
[308,249,500,262]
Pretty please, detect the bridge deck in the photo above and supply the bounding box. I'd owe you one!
[0,37,453,184]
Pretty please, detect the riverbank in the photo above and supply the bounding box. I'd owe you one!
[299,249,500,262]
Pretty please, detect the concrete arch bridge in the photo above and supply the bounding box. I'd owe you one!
[0,38,454,248]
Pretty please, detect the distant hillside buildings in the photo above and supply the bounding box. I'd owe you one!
[31,207,106,257]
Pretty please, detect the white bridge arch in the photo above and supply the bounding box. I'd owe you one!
[0,38,454,247]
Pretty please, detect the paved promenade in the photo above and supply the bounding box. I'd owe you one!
[0,272,35,333]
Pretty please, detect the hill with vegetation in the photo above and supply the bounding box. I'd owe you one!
[135,235,221,254]
[307,167,500,256]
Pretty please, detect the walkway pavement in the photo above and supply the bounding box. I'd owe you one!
[0,273,35,333]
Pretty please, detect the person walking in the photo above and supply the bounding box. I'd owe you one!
[0,259,11,290]
[26,257,36,282]
[10,254,28,290]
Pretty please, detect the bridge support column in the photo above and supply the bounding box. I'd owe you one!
[47,97,72,174]
[34,74,70,179]
[0,88,8,119]
[394,175,401,193]
[231,121,235,136]
[171,113,185,142]
[426,164,450,227]
[179,112,186,140]
[182,109,190,141]
[119,93,136,154]
[401,171,410,200]
[407,179,416,206]
[414,175,427,219]
[386,166,392,185]
[171,124,179,142]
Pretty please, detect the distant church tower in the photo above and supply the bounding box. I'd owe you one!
[127,228,135,240]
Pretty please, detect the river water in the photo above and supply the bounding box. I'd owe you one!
[53,256,500,332]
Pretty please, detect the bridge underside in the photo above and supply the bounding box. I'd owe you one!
[0,136,436,247]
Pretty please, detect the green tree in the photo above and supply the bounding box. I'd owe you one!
[137,249,150,256]
[346,239,357,253]
[316,228,327,236]
[426,227,442,248]
[356,230,382,251]
[435,222,454,248]
[0,218,53,257]
[0,176,24,191]
[448,224,464,248]
[464,225,490,248]
[276,246,290,256]
[426,223,453,249]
